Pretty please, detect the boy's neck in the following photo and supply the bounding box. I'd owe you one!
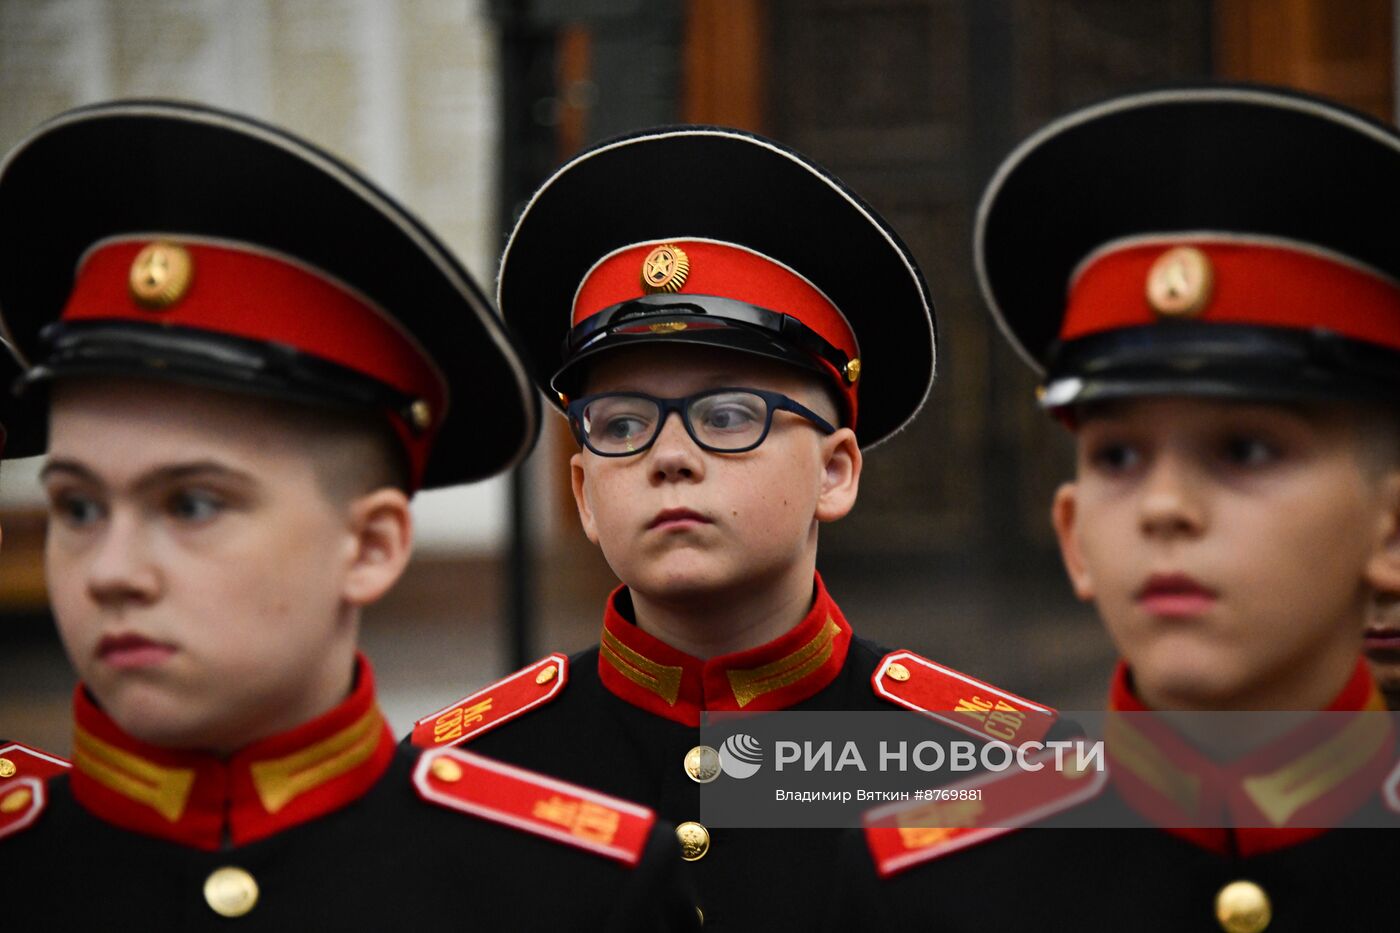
[628,558,819,659]
[1135,638,1365,714]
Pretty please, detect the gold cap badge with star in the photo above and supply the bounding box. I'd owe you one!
[640,244,690,294]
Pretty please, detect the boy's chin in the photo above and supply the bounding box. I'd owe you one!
[628,562,752,603]
[104,700,216,751]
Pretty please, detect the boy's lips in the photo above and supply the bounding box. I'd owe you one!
[97,632,176,669]
[647,507,712,530]
[1135,573,1218,617]
[1364,629,1400,654]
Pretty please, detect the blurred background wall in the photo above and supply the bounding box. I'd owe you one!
[2,0,1395,751]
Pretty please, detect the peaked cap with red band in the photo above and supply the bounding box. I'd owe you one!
[975,84,1400,408]
[498,125,936,448]
[0,99,538,488]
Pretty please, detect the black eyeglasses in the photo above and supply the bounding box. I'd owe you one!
[567,388,837,457]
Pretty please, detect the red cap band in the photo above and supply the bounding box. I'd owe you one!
[62,238,447,488]
[574,239,860,424]
[1063,239,1400,350]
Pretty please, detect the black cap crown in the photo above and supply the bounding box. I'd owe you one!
[498,126,936,449]
[0,99,539,487]
[977,84,1400,409]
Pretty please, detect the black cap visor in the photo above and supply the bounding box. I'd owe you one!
[23,319,427,428]
[1041,323,1400,410]
[555,294,852,403]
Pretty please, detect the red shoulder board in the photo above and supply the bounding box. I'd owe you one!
[873,650,1058,745]
[0,741,71,782]
[410,653,568,749]
[862,746,1107,877]
[413,747,656,865]
[0,777,49,841]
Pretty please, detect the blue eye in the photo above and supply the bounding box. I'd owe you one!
[690,392,766,438]
[52,493,104,528]
[702,404,760,432]
[168,490,225,522]
[1090,442,1140,472]
[1222,436,1277,467]
[602,415,649,441]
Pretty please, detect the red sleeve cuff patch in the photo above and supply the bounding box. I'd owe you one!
[862,747,1107,877]
[413,747,656,866]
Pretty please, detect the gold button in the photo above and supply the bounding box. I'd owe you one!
[204,866,259,918]
[1215,880,1271,933]
[676,820,710,861]
[1146,245,1213,318]
[0,757,15,778]
[431,756,464,783]
[536,664,558,685]
[409,399,433,431]
[1,787,32,813]
[129,241,194,309]
[885,662,911,683]
[684,746,721,784]
[845,357,861,384]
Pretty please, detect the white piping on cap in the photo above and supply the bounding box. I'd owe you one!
[973,86,1400,375]
[0,102,539,472]
[498,127,935,444]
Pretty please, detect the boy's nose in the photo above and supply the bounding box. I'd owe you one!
[648,412,704,483]
[1137,454,1206,540]
[85,513,162,609]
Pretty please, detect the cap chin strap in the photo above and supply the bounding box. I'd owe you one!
[1043,323,1400,408]
[27,320,427,432]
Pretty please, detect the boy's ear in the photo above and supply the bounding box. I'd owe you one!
[1365,470,1400,592]
[570,452,602,544]
[1052,482,1095,601]
[814,428,861,523]
[342,487,414,606]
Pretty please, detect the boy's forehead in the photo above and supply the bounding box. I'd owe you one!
[1072,395,1336,430]
[581,344,813,395]
[49,378,303,457]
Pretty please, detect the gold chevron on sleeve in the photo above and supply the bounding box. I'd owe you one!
[601,628,684,705]
[1242,711,1390,827]
[728,618,840,708]
[250,707,385,814]
[73,725,196,823]
[1104,714,1201,816]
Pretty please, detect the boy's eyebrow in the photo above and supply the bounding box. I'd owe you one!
[38,459,99,484]
[40,459,258,491]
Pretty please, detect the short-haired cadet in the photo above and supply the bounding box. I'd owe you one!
[406,126,1057,931]
[836,85,1400,933]
[0,100,694,931]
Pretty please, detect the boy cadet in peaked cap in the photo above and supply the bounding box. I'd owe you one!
[837,85,1400,933]
[406,126,1059,931]
[0,100,695,931]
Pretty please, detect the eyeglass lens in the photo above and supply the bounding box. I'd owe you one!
[580,391,770,454]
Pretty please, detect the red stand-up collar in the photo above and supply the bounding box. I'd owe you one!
[597,573,853,726]
[1106,659,1392,856]
[70,653,395,851]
